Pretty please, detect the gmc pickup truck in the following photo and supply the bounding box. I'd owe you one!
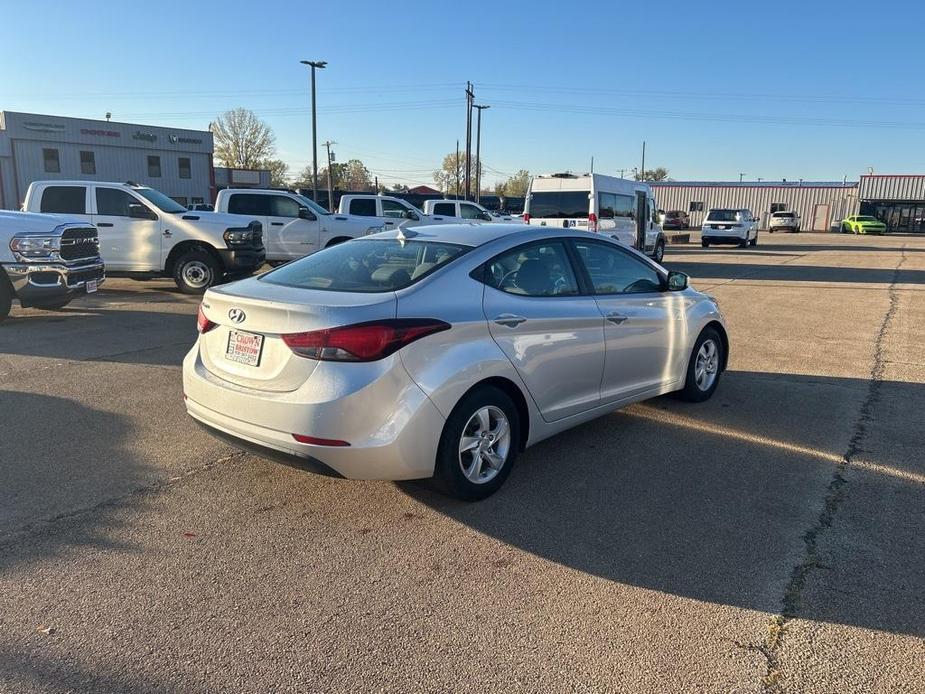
[23,181,265,294]
[213,188,383,263]
[0,211,105,322]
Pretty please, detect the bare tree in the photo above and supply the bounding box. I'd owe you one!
[263,159,289,187]
[434,152,479,196]
[210,108,276,169]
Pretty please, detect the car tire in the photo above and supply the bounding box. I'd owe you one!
[701,239,710,248]
[174,248,220,294]
[750,230,758,246]
[739,236,748,248]
[652,239,665,264]
[30,298,73,311]
[676,327,724,402]
[433,385,520,501]
[0,277,12,323]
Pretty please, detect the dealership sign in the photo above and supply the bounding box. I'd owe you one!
[132,130,158,142]
[22,121,65,133]
[168,134,203,145]
[81,128,120,138]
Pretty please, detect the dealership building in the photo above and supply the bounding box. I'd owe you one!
[0,111,214,210]
[651,175,925,232]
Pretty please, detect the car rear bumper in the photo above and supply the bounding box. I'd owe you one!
[182,345,446,480]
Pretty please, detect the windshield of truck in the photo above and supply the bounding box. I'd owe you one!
[706,209,739,222]
[134,187,188,213]
[295,194,332,216]
[529,191,589,218]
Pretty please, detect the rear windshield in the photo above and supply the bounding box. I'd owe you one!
[706,209,739,222]
[260,239,469,293]
[529,191,589,218]
[772,211,795,218]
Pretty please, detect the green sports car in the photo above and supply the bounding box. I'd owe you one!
[841,215,887,235]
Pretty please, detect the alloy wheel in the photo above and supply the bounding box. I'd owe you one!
[458,406,511,484]
[694,339,720,391]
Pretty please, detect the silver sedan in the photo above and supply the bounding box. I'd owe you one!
[183,224,728,500]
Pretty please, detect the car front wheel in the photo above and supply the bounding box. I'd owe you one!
[677,328,724,402]
[652,239,665,264]
[174,248,220,294]
[433,385,520,501]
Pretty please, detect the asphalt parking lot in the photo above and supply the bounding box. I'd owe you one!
[1,231,923,693]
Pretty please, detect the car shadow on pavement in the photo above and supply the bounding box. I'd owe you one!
[664,262,925,285]
[402,370,925,638]
[0,391,147,568]
[0,307,196,367]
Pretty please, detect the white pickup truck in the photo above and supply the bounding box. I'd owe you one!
[23,181,265,294]
[337,194,452,230]
[213,188,383,263]
[0,210,105,322]
[422,199,523,224]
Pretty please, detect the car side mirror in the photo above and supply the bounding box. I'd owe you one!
[479,212,492,221]
[298,206,316,221]
[403,210,419,221]
[128,203,156,220]
[667,271,688,291]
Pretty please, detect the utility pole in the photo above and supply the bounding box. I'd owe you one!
[640,141,646,181]
[455,140,460,198]
[323,140,336,211]
[300,59,327,203]
[473,104,489,203]
[739,173,746,182]
[465,81,474,200]
[619,169,626,179]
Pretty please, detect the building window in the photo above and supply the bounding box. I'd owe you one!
[178,157,191,179]
[190,197,204,204]
[43,148,60,173]
[689,201,704,212]
[147,155,161,178]
[80,151,96,175]
[172,196,188,207]
[770,202,786,213]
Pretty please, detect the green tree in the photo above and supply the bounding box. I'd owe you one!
[263,159,289,187]
[433,151,480,196]
[500,169,530,197]
[635,167,670,182]
[210,108,276,169]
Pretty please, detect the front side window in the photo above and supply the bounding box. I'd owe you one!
[459,203,483,220]
[80,151,96,175]
[382,199,415,219]
[573,241,663,294]
[40,186,86,214]
[261,239,468,292]
[43,148,60,173]
[97,188,143,217]
[147,155,161,177]
[482,241,579,297]
[270,195,300,218]
[349,198,377,216]
[178,157,191,179]
[433,202,455,216]
[227,193,271,216]
[528,191,589,219]
[614,194,635,219]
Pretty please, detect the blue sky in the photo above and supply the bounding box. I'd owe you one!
[2,0,923,187]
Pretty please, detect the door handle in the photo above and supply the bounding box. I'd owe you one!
[606,312,628,325]
[97,222,113,227]
[271,222,284,226]
[163,230,172,238]
[494,314,526,328]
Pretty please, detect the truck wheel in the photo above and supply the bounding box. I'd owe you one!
[652,239,665,264]
[174,249,220,294]
[0,278,12,323]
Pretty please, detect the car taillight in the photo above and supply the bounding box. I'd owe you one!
[282,319,451,362]
[197,305,217,334]
[523,213,531,224]
[588,212,598,232]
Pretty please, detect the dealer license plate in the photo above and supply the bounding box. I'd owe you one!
[225,330,264,367]
[86,279,98,293]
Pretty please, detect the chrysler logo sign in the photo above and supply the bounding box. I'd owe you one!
[228,308,246,324]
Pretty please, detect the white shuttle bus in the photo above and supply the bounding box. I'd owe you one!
[524,173,666,262]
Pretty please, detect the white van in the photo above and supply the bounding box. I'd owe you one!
[524,173,666,262]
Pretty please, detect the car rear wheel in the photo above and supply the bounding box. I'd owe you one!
[433,385,520,501]
[677,327,724,402]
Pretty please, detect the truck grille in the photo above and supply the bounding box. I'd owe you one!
[60,227,100,261]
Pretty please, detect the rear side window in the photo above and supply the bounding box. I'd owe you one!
[40,186,86,214]
[227,194,271,216]
[349,198,377,216]
[432,202,455,216]
[482,241,579,297]
[261,239,468,292]
[96,188,141,217]
[614,194,635,218]
[598,193,616,219]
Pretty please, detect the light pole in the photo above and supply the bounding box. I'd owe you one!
[473,104,489,203]
[300,59,327,203]
[739,173,746,182]
[323,140,336,212]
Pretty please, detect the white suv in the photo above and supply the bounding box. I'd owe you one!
[701,208,759,248]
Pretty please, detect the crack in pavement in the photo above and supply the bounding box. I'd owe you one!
[755,245,909,692]
[0,451,247,551]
